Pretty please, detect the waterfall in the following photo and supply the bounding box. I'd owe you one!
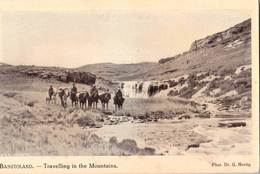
[121,81,151,98]
[119,74,188,98]
[120,80,162,98]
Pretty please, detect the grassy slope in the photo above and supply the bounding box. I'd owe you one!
[144,44,251,81]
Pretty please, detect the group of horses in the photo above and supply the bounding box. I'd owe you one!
[46,87,125,111]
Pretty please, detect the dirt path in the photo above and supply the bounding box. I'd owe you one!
[90,118,251,155]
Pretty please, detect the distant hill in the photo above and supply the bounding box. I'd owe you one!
[78,62,157,81]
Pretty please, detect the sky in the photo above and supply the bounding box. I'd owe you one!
[0,10,250,68]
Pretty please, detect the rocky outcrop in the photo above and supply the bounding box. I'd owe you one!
[157,19,251,64]
[66,70,96,84]
[158,54,182,64]
[10,65,96,85]
[190,19,251,51]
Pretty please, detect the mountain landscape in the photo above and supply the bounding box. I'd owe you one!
[0,18,252,155]
[79,19,251,82]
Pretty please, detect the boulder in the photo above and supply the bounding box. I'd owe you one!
[218,121,246,128]
[117,139,138,153]
[178,114,191,120]
[186,143,200,150]
[139,147,156,155]
[195,112,211,118]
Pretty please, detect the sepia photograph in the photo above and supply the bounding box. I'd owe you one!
[0,0,258,173]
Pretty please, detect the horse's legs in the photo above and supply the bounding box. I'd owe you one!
[64,97,68,107]
[60,97,63,107]
[61,98,65,108]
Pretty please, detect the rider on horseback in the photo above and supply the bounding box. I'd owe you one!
[113,87,124,110]
[70,83,78,107]
[116,88,123,98]
[90,84,98,96]
[114,88,123,104]
[71,82,77,94]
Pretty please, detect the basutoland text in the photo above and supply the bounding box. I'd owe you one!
[0,163,118,169]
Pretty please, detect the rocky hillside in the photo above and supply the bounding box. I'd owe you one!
[144,19,251,81]
[189,19,251,51]
[158,19,251,65]
[79,19,251,82]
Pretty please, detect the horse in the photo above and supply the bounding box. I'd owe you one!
[70,90,78,107]
[88,91,99,109]
[113,94,124,111]
[46,87,58,104]
[50,92,58,104]
[99,92,111,110]
[46,93,51,104]
[78,92,89,109]
[58,88,69,108]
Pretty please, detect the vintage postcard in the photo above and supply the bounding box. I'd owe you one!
[0,0,259,173]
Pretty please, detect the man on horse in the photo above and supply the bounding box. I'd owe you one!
[116,88,123,98]
[113,87,124,110]
[88,84,99,109]
[71,82,77,94]
[70,82,78,106]
[90,84,98,96]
